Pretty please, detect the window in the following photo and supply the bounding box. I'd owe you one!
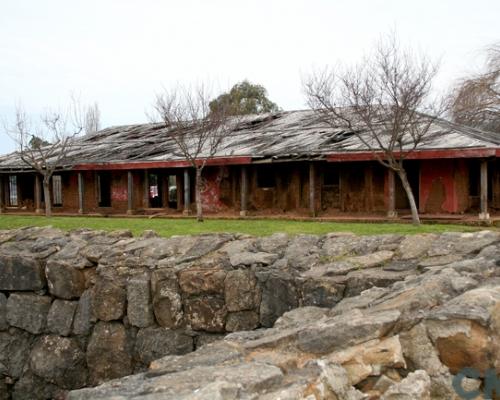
[52,175,62,206]
[257,167,275,188]
[323,168,339,186]
[97,172,111,207]
[8,175,18,206]
[168,175,177,207]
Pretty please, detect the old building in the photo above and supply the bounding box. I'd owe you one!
[0,110,499,219]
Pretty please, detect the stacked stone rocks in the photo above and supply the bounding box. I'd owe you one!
[0,226,499,399]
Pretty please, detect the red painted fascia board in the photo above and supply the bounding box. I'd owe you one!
[73,156,252,171]
[327,148,497,162]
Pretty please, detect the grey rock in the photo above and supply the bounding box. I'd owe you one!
[258,232,289,254]
[46,299,77,336]
[0,293,7,330]
[178,267,226,295]
[69,362,283,400]
[11,371,62,400]
[194,333,225,349]
[149,340,243,373]
[46,239,94,270]
[45,259,86,300]
[300,278,345,307]
[73,289,94,335]
[381,370,431,400]
[30,335,87,389]
[184,296,227,332]
[224,269,260,312]
[259,274,298,327]
[398,234,437,260]
[86,321,132,385]
[427,286,500,325]
[134,327,193,366]
[322,234,357,258]
[92,278,126,321]
[141,229,159,238]
[344,268,412,297]
[127,276,154,328]
[0,255,46,291]
[180,234,233,262]
[297,309,401,354]
[0,328,34,378]
[284,234,321,269]
[229,251,278,267]
[344,250,394,268]
[151,269,183,328]
[225,311,260,332]
[6,294,51,334]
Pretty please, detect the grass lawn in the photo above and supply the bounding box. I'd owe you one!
[0,215,486,237]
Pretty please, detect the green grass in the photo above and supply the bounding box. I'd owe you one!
[0,215,485,237]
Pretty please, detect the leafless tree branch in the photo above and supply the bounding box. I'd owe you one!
[304,32,447,225]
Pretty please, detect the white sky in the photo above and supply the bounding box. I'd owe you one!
[1,0,499,154]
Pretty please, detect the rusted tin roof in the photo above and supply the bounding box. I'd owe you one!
[1,110,499,171]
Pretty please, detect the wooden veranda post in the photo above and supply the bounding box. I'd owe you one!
[143,170,149,208]
[479,160,490,220]
[309,162,316,217]
[34,174,42,214]
[387,169,397,218]
[0,175,4,213]
[240,166,248,217]
[183,168,191,215]
[127,171,134,214]
[78,172,84,214]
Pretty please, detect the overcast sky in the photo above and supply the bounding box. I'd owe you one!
[1,0,499,154]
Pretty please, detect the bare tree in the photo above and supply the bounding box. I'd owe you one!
[304,33,446,225]
[152,84,236,222]
[450,43,500,133]
[6,103,83,217]
[84,102,101,134]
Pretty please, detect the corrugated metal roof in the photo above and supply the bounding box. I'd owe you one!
[0,110,499,170]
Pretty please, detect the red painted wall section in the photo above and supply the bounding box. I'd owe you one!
[201,167,228,213]
[419,159,468,213]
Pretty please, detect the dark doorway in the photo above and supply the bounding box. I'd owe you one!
[97,172,111,207]
[148,173,163,208]
[395,161,420,210]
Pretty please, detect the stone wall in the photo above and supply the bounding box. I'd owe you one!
[1,227,499,399]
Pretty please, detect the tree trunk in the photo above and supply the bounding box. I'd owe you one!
[195,168,203,222]
[42,178,52,217]
[396,169,420,225]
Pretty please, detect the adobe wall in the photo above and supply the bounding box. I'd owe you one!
[419,159,469,214]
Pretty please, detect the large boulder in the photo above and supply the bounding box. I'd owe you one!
[184,296,227,332]
[259,273,298,327]
[45,260,86,300]
[151,269,183,328]
[127,275,154,328]
[0,255,46,291]
[178,267,226,296]
[0,293,7,330]
[46,299,77,336]
[134,327,193,366]
[381,370,431,400]
[0,328,34,378]
[29,335,87,389]
[72,289,94,336]
[224,269,260,312]
[91,278,126,321]
[6,294,51,334]
[86,322,132,385]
